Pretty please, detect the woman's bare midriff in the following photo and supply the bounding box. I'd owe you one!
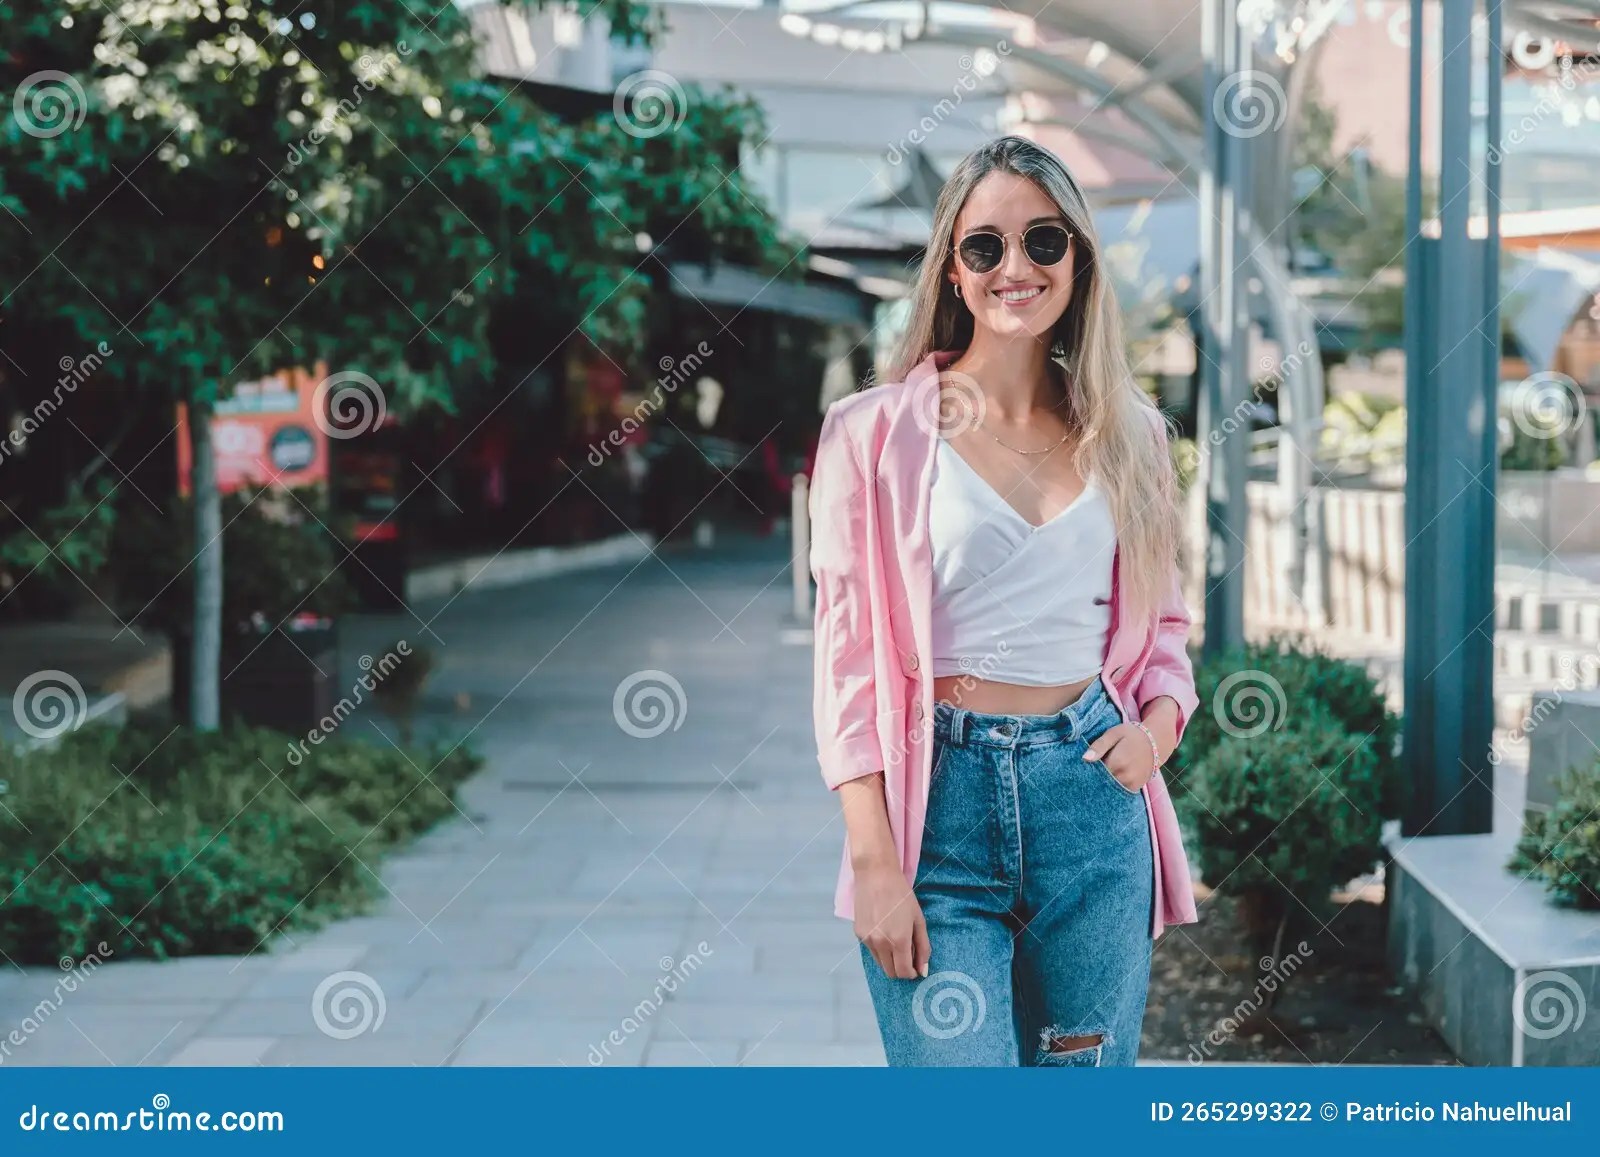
[932,672,1101,717]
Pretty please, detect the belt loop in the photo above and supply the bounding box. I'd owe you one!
[950,707,968,746]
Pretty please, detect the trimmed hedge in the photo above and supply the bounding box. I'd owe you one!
[1510,763,1600,910]
[1171,637,1403,933]
[0,724,481,962]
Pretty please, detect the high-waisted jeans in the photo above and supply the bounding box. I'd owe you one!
[860,676,1155,1066]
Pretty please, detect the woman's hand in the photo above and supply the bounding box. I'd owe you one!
[1084,696,1181,793]
[852,860,930,980]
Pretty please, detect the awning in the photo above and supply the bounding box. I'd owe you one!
[1504,246,1600,374]
[665,261,873,327]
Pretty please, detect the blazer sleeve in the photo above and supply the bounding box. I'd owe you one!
[809,403,885,790]
[1132,408,1200,741]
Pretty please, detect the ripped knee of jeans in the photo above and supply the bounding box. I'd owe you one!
[1036,1027,1107,1067]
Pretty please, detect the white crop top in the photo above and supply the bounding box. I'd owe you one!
[929,439,1117,686]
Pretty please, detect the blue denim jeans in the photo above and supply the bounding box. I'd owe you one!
[860,676,1155,1066]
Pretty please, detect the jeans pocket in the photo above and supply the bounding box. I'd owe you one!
[1083,706,1143,799]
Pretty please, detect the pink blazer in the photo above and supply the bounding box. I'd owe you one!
[809,350,1201,938]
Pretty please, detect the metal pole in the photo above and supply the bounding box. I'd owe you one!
[1402,0,1496,836]
[1201,0,1249,657]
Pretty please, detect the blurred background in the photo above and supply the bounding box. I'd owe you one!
[0,0,1597,1068]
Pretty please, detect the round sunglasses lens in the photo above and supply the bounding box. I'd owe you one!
[1023,226,1070,266]
[958,234,1003,273]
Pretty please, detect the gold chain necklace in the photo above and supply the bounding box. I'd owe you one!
[977,385,1073,456]
[977,422,1071,456]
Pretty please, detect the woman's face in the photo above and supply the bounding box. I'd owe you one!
[946,170,1076,346]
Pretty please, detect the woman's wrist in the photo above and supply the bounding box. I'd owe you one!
[1138,696,1181,765]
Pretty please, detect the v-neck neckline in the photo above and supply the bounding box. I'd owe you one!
[937,438,1095,532]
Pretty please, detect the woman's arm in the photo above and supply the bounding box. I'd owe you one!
[809,403,928,979]
[839,776,928,979]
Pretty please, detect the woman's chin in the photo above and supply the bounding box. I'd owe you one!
[977,309,1066,343]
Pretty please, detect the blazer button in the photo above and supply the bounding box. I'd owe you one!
[913,701,925,721]
[907,652,919,672]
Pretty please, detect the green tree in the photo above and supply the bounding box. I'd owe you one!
[1,0,789,726]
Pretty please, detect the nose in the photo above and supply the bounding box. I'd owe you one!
[999,234,1033,279]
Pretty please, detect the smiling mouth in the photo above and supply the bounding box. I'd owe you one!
[994,287,1044,303]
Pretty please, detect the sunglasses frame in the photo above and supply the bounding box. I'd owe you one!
[954,223,1076,275]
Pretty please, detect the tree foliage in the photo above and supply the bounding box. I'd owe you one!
[0,0,792,411]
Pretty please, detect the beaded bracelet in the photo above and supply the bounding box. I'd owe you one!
[1131,719,1164,771]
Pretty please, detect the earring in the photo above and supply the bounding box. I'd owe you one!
[952,283,963,299]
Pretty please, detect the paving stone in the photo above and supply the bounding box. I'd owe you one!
[651,1002,835,1043]
[739,1041,887,1066]
[26,540,904,1069]
[166,1037,278,1065]
[262,1035,465,1067]
[644,1040,741,1066]
[450,1017,649,1067]
[202,998,482,1039]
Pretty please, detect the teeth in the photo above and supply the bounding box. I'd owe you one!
[997,288,1042,301]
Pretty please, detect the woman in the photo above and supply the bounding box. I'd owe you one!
[809,136,1200,1067]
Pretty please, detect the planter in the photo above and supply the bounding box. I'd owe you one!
[170,622,338,734]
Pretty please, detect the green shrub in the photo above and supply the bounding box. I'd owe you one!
[1172,635,1402,815]
[0,723,481,962]
[1167,637,1404,943]
[1509,763,1600,910]
[1182,709,1389,932]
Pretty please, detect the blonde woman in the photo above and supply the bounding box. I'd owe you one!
[809,136,1200,1067]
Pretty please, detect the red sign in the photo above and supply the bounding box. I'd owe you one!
[177,365,330,495]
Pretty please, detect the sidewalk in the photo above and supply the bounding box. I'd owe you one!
[0,533,884,1066]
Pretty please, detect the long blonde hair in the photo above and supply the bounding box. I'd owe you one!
[889,135,1180,620]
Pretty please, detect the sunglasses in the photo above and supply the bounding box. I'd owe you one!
[955,224,1074,274]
